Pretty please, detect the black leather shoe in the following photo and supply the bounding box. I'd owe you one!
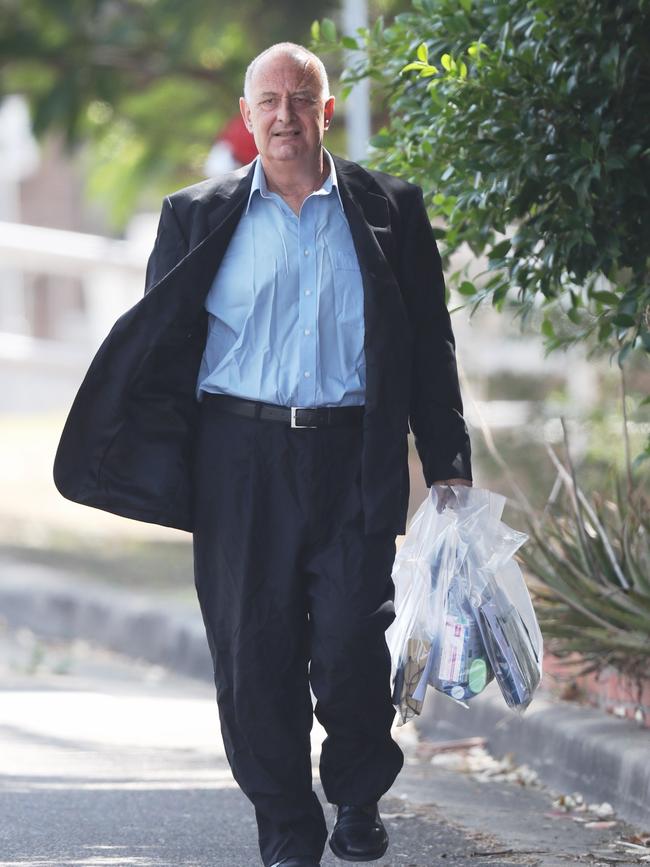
[329,803,389,862]
[269,858,321,867]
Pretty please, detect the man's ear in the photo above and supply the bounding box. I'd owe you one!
[323,95,335,129]
[239,96,253,133]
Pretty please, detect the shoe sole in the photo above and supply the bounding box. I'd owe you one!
[328,835,389,862]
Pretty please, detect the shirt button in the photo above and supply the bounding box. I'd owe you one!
[304,288,312,296]
[304,249,310,256]
[304,328,311,336]
[303,371,311,378]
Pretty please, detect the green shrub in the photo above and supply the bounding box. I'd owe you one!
[313,0,650,387]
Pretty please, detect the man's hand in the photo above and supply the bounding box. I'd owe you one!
[431,478,472,512]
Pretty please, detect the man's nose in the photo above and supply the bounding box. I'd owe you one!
[276,95,295,122]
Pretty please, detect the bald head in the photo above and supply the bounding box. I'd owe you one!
[243,42,330,103]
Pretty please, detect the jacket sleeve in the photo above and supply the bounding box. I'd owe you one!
[399,185,472,485]
[144,196,189,294]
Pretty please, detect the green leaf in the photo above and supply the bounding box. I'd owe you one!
[489,239,511,259]
[613,313,636,327]
[492,283,508,308]
[401,62,425,73]
[458,280,477,295]
[579,140,593,160]
[467,42,488,58]
[341,36,359,50]
[321,18,337,42]
[310,20,320,42]
[567,307,581,324]
[440,53,453,71]
[618,342,633,365]
[416,42,428,63]
[591,290,619,305]
[541,317,555,338]
[369,132,392,148]
[605,155,625,170]
[598,321,612,342]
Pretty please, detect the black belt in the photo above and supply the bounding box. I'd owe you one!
[202,392,365,429]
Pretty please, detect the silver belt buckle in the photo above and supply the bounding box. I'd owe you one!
[290,406,318,429]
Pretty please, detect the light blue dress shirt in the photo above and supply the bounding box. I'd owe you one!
[195,150,366,407]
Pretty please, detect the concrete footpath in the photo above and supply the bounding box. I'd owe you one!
[1,554,649,830]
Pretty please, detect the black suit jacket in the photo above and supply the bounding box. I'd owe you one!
[53,154,471,535]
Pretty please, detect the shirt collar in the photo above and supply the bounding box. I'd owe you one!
[244,148,344,214]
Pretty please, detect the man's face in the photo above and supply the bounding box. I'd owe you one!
[239,52,335,167]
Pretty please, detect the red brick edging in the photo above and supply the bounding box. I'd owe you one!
[543,652,650,728]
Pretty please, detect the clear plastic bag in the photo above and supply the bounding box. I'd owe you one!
[387,485,543,725]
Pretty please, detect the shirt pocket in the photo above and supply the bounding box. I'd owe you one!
[335,249,361,271]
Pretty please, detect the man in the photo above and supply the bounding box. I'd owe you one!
[54,42,472,867]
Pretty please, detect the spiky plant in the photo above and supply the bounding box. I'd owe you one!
[519,446,650,682]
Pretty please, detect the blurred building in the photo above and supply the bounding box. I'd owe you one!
[0,96,150,412]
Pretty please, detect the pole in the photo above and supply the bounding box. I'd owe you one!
[341,0,371,161]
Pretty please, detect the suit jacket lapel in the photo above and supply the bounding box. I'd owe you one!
[205,160,256,234]
[333,155,411,417]
[333,156,402,328]
[333,156,392,264]
[144,162,255,329]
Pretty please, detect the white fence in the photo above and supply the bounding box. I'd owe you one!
[0,219,152,411]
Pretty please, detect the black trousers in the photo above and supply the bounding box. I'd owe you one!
[191,398,404,866]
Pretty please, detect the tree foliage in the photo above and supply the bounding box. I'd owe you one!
[312,0,650,377]
[1,0,335,222]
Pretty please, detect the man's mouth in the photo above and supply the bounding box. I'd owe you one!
[273,131,300,137]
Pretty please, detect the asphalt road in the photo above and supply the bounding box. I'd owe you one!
[0,623,645,867]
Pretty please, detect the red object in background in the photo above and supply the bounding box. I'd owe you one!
[218,115,258,164]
